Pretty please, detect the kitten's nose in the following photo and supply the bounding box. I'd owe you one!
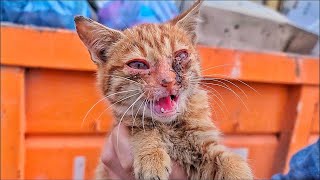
[161,78,174,87]
[161,78,175,91]
[157,58,176,90]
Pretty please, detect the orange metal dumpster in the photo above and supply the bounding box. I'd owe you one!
[1,25,319,179]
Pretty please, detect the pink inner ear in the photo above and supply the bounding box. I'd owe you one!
[74,16,124,64]
[168,0,202,44]
[97,49,107,62]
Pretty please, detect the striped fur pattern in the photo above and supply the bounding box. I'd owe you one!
[75,0,253,179]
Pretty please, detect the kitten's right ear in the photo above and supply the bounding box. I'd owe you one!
[74,16,124,64]
[169,0,203,44]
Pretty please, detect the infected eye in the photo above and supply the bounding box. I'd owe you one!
[127,60,149,70]
[174,50,189,61]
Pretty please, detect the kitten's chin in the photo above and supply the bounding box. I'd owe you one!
[154,114,178,123]
[151,109,178,123]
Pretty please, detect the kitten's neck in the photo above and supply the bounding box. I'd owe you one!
[180,89,211,121]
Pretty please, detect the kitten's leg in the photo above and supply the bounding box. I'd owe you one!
[206,144,253,180]
[196,136,253,180]
[132,130,171,180]
[189,126,253,180]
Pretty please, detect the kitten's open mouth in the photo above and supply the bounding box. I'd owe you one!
[148,95,178,117]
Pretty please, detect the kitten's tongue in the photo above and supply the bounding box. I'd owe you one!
[154,96,175,114]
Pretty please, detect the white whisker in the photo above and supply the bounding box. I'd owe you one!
[105,74,143,86]
[200,74,261,95]
[191,81,249,111]
[201,64,235,72]
[195,77,248,99]
[200,84,230,115]
[132,98,145,132]
[116,92,145,148]
[142,91,151,132]
[151,96,155,127]
[96,91,141,122]
[199,85,228,119]
[81,89,140,127]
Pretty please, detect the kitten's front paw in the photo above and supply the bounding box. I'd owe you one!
[215,152,253,180]
[134,149,171,180]
[135,166,171,180]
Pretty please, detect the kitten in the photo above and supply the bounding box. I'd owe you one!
[74,0,253,179]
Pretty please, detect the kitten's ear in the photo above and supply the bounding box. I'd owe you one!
[74,16,124,64]
[170,0,203,43]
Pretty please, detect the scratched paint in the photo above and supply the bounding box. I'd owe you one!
[73,156,86,180]
[297,101,303,113]
[230,53,241,78]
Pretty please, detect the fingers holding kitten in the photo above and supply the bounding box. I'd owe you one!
[112,124,134,170]
[101,127,134,180]
[169,161,188,180]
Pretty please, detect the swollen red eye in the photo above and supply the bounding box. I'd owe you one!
[174,50,189,61]
[127,60,149,70]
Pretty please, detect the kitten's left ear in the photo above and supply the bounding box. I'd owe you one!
[169,0,203,44]
[74,16,124,64]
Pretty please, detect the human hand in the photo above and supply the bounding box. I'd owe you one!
[101,124,187,180]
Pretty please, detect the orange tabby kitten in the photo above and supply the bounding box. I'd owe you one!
[75,0,253,179]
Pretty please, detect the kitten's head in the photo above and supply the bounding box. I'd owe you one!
[75,0,203,123]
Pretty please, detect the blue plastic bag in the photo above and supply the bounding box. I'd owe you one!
[97,1,179,30]
[1,0,92,29]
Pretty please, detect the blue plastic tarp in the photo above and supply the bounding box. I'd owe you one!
[1,0,92,29]
[97,1,179,30]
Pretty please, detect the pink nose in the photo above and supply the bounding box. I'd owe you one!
[161,78,174,91]
[157,58,176,92]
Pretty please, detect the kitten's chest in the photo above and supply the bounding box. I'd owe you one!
[159,127,202,165]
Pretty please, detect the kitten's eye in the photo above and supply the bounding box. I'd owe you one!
[127,60,149,70]
[174,50,189,61]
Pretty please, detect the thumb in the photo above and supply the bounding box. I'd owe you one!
[112,124,134,172]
